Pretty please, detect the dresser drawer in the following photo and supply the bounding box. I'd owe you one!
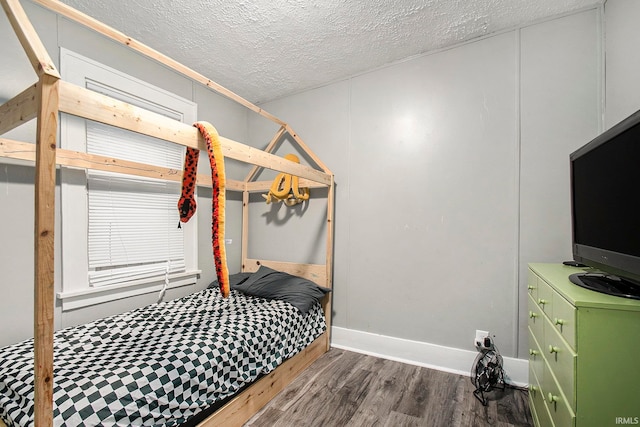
[528,294,545,340]
[527,269,539,300]
[550,290,576,350]
[544,317,577,411]
[528,327,545,387]
[543,359,576,427]
[536,278,554,316]
[536,277,577,351]
[529,363,553,427]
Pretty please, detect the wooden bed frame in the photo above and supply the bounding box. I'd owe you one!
[0,0,334,426]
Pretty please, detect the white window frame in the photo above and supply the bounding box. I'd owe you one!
[57,49,199,310]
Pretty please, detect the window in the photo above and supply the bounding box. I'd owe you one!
[58,49,198,310]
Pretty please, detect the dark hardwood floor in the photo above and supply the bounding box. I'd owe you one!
[245,348,533,427]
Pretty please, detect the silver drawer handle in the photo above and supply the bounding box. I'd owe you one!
[529,349,539,356]
[554,318,565,326]
[547,393,559,404]
[549,345,560,354]
[529,311,539,319]
[538,298,548,306]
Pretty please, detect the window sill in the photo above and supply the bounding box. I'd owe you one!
[57,270,201,311]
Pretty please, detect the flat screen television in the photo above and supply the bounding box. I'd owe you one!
[569,109,640,300]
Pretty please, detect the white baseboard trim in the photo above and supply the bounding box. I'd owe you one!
[330,326,529,387]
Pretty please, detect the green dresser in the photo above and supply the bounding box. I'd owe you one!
[527,263,640,427]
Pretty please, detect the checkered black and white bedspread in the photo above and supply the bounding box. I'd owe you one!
[0,288,326,426]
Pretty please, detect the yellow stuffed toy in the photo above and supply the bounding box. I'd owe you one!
[262,153,310,206]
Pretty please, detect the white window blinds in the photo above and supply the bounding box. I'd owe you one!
[58,49,198,307]
[86,122,185,287]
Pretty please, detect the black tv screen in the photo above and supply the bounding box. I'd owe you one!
[570,109,640,297]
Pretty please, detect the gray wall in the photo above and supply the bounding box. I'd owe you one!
[0,1,248,346]
[517,10,602,356]
[250,8,603,359]
[604,0,640,128]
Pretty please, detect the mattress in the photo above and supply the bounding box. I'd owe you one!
[0,287,326,426]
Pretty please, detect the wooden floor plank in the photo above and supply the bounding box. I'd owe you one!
[256,351,362,425]
[349,358,421,425]
[264,346,346,413]
[245,348,533,427]
[421,370,464,425]
[315,367,375,426]
[383,411,425,427]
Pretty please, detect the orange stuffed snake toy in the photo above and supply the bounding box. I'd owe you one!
[177,121,229,298]
[262,153,310,206]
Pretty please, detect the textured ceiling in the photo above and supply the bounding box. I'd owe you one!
[57,0,603,104]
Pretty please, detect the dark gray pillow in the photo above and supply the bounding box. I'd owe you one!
[231,265,331,314]
[207,272,253,289]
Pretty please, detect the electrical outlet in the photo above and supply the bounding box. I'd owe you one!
[475,330,489,348]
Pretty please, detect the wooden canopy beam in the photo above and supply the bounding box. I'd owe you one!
[1,0,59,78]
[58,81,332,185]
[0,83,38,136]
[0,138,246,191]
[244,126,287,182]
[244,179,326,193]
[284,124,332,174]
[30,0,284,126]
[26,0,330,181]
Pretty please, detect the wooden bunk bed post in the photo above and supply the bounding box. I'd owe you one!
[324,174,335,350]
[1,0,61,425]
[33,72,59,427]
[241,189,250,270]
